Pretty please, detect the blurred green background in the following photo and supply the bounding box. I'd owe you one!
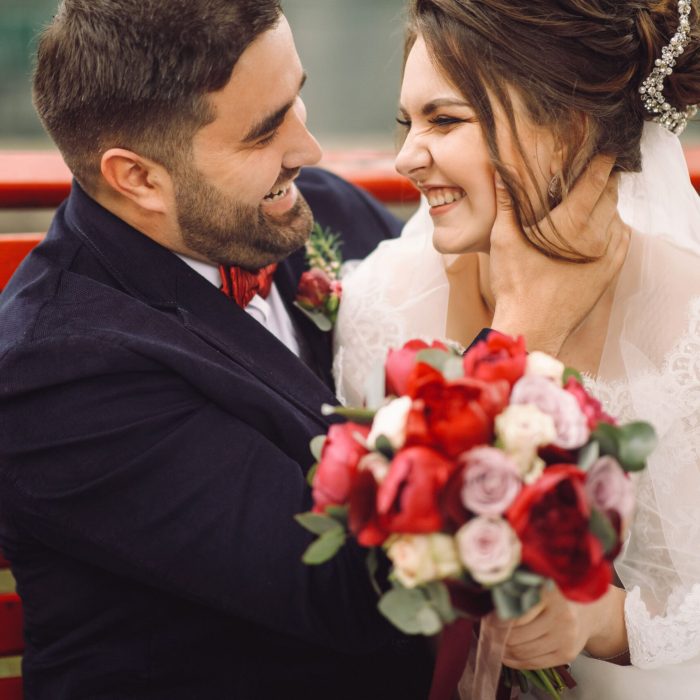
[0,0,408,149]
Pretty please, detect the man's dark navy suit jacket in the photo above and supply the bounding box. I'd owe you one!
[0,169,433,699]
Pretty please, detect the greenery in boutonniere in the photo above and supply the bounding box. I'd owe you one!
[294,223,343,332]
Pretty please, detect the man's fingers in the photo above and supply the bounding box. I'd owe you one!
[493,172,516,224]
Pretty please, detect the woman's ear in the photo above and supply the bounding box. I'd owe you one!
[100,149,172,214]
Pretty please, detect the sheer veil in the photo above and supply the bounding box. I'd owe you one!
[334,122,700,682]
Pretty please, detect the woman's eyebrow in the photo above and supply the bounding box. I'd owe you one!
[397,97,472,116]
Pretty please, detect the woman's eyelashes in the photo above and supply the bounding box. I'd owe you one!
[395,115,470,129]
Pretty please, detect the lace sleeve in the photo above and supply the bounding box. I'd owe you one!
[591,294,700,669]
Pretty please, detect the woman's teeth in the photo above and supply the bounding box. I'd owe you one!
[426,188,466,207]
[264,185,290,202]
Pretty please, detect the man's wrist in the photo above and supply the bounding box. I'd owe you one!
[490,308,568,357]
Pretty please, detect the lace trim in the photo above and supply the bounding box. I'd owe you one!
[626,585,700,668]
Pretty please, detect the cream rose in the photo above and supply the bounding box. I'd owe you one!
[386,534,462,588]
[525,351,565,384]
[495,404,556,478]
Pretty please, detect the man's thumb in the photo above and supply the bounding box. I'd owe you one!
[493,172,515,223]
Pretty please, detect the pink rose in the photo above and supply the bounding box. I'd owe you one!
[510,375,589,449]
[585,456,635,522]
[456,517,521,585]
[459,447,521,517]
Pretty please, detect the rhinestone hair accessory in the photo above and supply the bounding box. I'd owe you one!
[639,0,698,135]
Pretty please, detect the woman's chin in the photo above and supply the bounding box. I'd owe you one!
[431,227,490,255]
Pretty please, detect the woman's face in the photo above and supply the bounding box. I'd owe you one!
[395,35,559,255]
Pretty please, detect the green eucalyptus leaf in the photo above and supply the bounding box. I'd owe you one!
[562,367,583,385]
[301,527,346,565]
[577,440,600,472]
[423,581,458,624]
[325,505,349,527]
[492,584,524,620]
[415,348,452,373]
[513,570,546,587]
[325,294,340,314]
[519,586,541,615]
[442,357,465,381]
[294,512,342,536]
[293,302,333,332]
[415,606,443,636]
[366,548,382,596]
[364,359,387,409]
[310,435,326,462]
[589,508,617,555]
[321,404,377,424]
[592,422,622,458]
[617,422,658,471]
[306,461,318,488]
[377,587,443,635]
[374,434,395,459]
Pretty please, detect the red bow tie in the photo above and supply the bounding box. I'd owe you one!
[219,263,278,308]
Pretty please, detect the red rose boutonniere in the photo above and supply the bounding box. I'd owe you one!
[294,223,343,332]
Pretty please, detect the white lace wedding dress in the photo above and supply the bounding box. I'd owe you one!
[333,123,700,698]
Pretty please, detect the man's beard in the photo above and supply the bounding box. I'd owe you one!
[172,164,313,270]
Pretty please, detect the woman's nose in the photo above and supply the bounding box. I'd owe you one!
[394,130,431,181]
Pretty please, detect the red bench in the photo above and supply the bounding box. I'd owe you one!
[0,150,420,210]
[0,552,22,700]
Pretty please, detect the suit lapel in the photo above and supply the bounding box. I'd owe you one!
[273,249,336,391]
[173,264,337,424]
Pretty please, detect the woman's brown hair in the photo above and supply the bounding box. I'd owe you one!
[406,0,700,260]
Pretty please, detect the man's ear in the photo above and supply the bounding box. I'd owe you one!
[100,149,172,214]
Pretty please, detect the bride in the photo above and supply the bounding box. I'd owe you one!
[334,0,700,697]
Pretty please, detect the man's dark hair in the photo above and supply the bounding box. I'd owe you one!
[33,0,282,191]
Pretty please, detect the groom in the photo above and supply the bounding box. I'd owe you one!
[0,1,628,698]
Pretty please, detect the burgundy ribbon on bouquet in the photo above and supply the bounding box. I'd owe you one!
[429,615,515,700]
[429,618,475,700]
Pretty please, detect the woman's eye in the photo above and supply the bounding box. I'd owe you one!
[395,117,411,128]
[429,116,463,127]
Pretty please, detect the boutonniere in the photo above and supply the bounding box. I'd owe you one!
[294,223,343,332]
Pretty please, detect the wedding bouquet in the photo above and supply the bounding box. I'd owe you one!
[296,333,656,699]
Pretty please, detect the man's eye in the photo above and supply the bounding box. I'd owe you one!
[257,130,279,147]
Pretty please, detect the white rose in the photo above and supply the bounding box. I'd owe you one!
[456,517,521,586]
[367,396,413,451]
[495,404,556,478]
[525,351,565,384]
[386,534,462,588]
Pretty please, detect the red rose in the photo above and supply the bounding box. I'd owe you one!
[385,339,448,396]
[405,364,509,458]
[297,268,333,310]
[463,332,527,387]
[312,422,370,512]
[507,465,611,602]
[348,469,387,546]
[564,377,616,430]
[376,446,457,533]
